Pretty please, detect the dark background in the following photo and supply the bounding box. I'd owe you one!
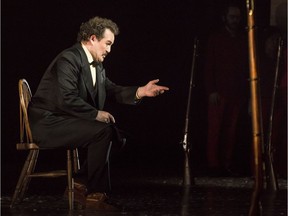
[1,0,270,195]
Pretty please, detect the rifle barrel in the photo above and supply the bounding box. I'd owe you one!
[181,37,198,187]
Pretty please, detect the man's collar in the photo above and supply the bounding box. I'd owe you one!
[81,43,94,64]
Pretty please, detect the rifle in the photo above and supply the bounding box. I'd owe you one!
[264,37,283,191]
[246,0,264,215]
[180,37,199,186]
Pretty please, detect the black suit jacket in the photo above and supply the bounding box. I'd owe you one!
[28,43,138,147]
[31,43,138,119]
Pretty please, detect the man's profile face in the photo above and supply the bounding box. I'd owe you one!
[224,7,241,32]
[91,29,115,63]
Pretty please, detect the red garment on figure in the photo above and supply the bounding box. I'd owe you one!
[204,27,249,169]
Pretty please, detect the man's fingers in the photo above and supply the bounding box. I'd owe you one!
[99,111,115,124]
[108,114,115,123]
[159,86,169,91]
[150,79,160,84]
[110,115,116,123]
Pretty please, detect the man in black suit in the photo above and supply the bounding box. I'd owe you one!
[28,16,169,209]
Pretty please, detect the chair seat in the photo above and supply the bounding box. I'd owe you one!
[16,143,61,150]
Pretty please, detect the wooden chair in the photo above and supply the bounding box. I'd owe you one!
[10,79,80,210]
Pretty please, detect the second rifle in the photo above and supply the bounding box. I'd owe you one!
[180,37,199,186]
[264,37,283,191]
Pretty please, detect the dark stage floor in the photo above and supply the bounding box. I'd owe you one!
[1,166,287,216]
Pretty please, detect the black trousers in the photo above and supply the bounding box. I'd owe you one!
[29,106,117,193]
[76,126,114,193]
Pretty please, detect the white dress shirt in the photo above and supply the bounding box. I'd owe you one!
[81,43,96,87]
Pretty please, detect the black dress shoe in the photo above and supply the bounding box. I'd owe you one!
[85,193,119,211]
[86,192,108,202]
[86,201,119,211]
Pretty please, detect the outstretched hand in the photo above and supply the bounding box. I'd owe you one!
[136,79,169,98]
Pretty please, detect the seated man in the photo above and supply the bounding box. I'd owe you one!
[28,16,169,210]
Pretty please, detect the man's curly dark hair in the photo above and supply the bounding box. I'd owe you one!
[77,16,119,42]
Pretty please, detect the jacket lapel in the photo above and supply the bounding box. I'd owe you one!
[75,43,107,109]
[76,44,97,106]
[96,65,106,109]
[82,63,94,92]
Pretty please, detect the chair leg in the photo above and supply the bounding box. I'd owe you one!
[12,149,76,210]
[67,150,74,210]
[10,149,38,208]
[73,149,80,174]
[18,150,39,200]
[10,151,32,207]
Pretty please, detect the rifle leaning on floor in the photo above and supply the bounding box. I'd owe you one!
[180,37,199,186]
[264,37,283,191]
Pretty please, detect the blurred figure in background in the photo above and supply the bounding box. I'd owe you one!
[203,2,250,176]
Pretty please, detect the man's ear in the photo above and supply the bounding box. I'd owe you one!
[90,35,97,42]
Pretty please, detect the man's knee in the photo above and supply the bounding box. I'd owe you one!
[98,125,114,141]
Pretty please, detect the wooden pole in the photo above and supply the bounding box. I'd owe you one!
[246,0,264,215]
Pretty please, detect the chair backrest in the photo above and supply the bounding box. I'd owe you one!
[18,79,33,144]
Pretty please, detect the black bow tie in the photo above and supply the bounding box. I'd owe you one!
[90,61,98,67]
